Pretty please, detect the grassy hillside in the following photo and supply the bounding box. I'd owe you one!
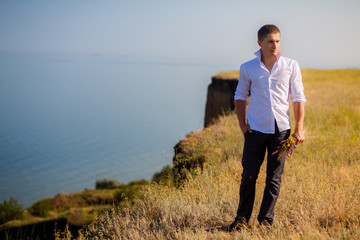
[0,179,151,239]
[62,69,360,239]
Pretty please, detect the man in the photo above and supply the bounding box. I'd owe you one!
[229,24,306,229]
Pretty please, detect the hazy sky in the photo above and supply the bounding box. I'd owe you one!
[1,0,359,68]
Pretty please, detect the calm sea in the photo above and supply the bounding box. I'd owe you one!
[0,51,235,207]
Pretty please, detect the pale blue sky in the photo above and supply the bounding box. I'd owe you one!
[1,0,359,68]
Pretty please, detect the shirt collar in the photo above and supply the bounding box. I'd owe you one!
[254,49,262,59]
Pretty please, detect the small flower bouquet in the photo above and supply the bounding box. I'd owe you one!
[272,136,296,161]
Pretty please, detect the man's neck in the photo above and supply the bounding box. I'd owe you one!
[261,52,278,73]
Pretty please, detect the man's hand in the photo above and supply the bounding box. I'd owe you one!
[292,130,305,145]
[240,123,252,135]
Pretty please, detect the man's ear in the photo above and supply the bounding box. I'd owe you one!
[257,40,261,47]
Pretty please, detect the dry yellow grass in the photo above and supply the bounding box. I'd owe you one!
[59,69,360,240]
[212,70,239,80]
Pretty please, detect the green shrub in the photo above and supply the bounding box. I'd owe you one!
[95,178,124,189]
[114,180,148,203]
[127,179,148,187]
[172,140,206,186]
[152,165,174,185]
[28,199,51,218]
[0,197,24,224]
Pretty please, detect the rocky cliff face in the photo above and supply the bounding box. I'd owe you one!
[204,72,239,127]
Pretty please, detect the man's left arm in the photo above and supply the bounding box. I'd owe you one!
[290,61,306,144]
[292,102,305,144]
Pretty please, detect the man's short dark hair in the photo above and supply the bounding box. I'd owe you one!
[258,24,280,41]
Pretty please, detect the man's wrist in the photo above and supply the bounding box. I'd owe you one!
[293,128,304,137]
[294,125,303,132]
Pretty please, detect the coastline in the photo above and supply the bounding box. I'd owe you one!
[3,69,360,239]
[0,69,240,238]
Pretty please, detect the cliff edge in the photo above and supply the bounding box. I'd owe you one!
[204,71,239,127]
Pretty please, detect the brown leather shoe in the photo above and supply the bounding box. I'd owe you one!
[259,219,272,229]
[228,217,248,231]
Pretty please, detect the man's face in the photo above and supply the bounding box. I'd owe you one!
[257,32,280,57]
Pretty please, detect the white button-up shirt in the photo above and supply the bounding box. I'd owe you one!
[234,49,306,134]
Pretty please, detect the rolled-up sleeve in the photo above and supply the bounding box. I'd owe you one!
[234,64,251,101]
[290,61,306,103]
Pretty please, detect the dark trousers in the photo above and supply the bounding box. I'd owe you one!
[235,124,290,224]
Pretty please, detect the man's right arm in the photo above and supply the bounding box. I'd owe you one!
[235,100,252,135]
[234,64,251,135]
